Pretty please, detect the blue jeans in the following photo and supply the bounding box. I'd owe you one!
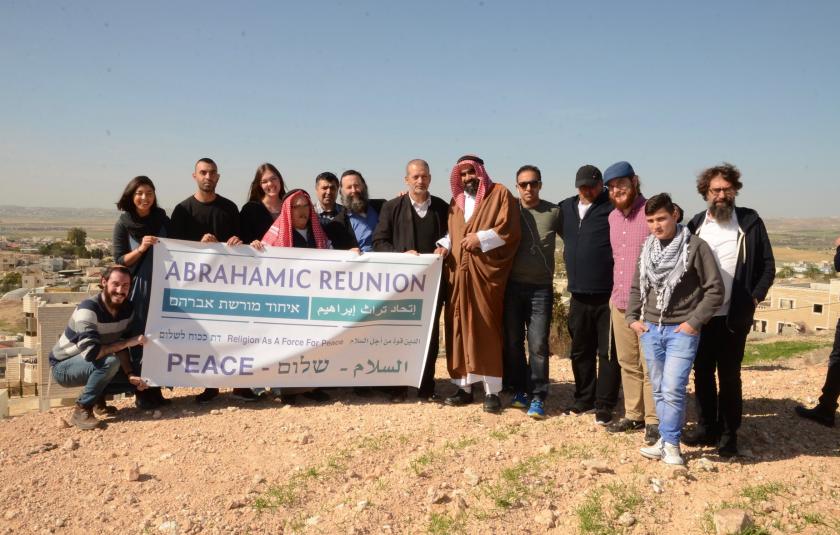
[638,322,701,446]
[51,355,133,408]
[502,281,553,400]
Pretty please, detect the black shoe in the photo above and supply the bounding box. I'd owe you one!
[150,387,172,406]
[135,389,160,410]
[718,436,739,458]
[644,424,660,446]
[795,405,836,427]
[563,404,594,415]
[303,389,330,402]
[231,388,260,402]
[444,389,474,407]
[195,388,220,404]
[483,394,502,414]
[594,409,613,426]
[607,418,644,433]
[418,391,440,402]
[681,428,719,446]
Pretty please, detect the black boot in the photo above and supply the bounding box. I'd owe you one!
[795,404,836,427]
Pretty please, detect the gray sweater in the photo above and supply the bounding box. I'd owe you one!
[626,234,724,331]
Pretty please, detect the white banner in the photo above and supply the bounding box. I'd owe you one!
[142,239,442,388]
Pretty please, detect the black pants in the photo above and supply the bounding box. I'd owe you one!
[567,293,621,410]
[692,316,748,441]
[418,296,443,397]
[818,317,840,411]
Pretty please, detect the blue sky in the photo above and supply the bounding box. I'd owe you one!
[1,1,838,217]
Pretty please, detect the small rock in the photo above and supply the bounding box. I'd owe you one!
[159,453,173,461]
[4,510,17,520]
[695,457,717,472]
[62,438,79,451]
[669,465,689,479]
[305,515,320,526]
[427,488,451,504]
[617,512,636,527]
[713,509,753,535]
[581,459,611,474]
[252,474,265,485]
[57,419,71,429]
[226,406,239,412]
[650,478,664,494]
[354,500,368,512]
[534,509,557,528]
[463,468,481,486]
[152,410,162,419]
[297,433,313,445]
[210,409,221,415]
[539,444,555,455]
[226,499,244,510]
[450,495,468,513]
[158,520,178,534]
[126,464,141,482]
[762,502,776,514]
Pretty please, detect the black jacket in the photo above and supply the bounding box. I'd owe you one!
[324,199,385,250]
[372,195,449,253]
[558,189,613,295]
[687,207,775,334]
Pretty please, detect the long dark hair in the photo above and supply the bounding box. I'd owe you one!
[248,163,286,203]
[116,176,158,216]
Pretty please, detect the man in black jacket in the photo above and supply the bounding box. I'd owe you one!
[373,159,449,401]
[684,163,775,456]
[558,165,621,424]
[795,237,840,427]
[323,170,385,251]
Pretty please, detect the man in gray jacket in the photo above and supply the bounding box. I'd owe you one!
[627,193,724,465]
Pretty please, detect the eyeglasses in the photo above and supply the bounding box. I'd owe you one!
[516,180,541,190]
[709,187,734,196]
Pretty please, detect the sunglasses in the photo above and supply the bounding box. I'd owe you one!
[517,180,541,190]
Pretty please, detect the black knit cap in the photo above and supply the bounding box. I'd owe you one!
[575,164,602,187]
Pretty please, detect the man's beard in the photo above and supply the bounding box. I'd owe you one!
[463,180,478,196]
[610,189,638,211]
[342,189,369,214]
[708,197,735,221]
[102,287,127,310]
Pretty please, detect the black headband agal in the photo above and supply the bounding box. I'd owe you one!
[456,155,484,166]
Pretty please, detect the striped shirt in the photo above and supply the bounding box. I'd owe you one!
[49,294,135,365]
[609,195,649,310]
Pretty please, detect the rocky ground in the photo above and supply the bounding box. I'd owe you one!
[1,351,839,535]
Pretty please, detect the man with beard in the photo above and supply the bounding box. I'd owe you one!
[50,266,150,430]
[435,155,520,413]
[558,165,622,425]
[313,171,344,226]
[502,165,561,419]
[324,170,385,251]
[604,162,659,445]
[373,159,449,402]
[170,157,256,404]
[684,163,775,457]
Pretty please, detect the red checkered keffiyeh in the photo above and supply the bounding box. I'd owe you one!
[449,154,494,211]
[261,189,329,249]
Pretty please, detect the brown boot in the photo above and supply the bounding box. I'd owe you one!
[69,403,100,430]
[93,396,117,416]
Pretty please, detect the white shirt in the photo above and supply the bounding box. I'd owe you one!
[578,200,592,220]
[409,193,431,218]
[698,211,740,316]
[436,192,504,252]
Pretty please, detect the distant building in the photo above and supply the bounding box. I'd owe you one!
[21,269,44,289]
[752,279,840,335]
[40,256,64,272]
[23,290,97,410]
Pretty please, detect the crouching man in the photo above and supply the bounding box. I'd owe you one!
[50,265,149,429]
[626,194,724,465]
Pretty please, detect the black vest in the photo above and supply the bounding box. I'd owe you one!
[411,207,438,254]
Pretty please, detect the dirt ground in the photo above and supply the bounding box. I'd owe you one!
[1,351,839,535]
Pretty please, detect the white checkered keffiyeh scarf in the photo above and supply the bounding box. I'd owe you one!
[638,225,691,326]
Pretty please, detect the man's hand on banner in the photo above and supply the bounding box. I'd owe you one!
[251,240,265,251]
[226,236,243,246]
[434,246,449,258]
[404,250,419,256]
[200,233,218,243]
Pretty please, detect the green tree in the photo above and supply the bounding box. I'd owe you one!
[777,265,794,278]
[0,272,22,293]
[67,227,87,247]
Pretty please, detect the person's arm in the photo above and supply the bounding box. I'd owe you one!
[626,261,647,334]
[461,188,521,253]
[169,204,187,240]
[112,219,132,266]
[750,218,775,303]
[556,200,565,239]
[684,240,725,332]
[372,201,396,252]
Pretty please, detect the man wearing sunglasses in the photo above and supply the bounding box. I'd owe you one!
[502,165,561,419]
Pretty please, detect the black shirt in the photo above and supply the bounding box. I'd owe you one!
[170,195,241,242]
[239,201,278,243]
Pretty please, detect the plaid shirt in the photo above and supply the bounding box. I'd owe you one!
[609,195,648,310]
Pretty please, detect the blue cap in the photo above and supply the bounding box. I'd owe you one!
[603,161,635,184]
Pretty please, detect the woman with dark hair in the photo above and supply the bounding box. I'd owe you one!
[240,163,286,246]
[112,175,170,408]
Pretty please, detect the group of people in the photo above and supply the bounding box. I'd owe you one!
[47,155,840,467]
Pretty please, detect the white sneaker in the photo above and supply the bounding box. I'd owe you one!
[639,438,663,460]
[662,442,684,465]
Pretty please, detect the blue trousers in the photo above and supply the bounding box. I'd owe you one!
[51,354,133,408]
